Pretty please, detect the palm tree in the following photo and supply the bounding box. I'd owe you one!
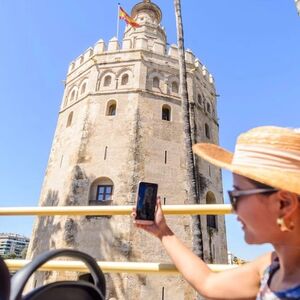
[173,0,204,260]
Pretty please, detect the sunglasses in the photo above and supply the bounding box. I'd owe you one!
[228,188,278,211]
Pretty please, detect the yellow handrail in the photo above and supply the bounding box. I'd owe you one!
[5,260,236,274]
[1,204,238,275]
[0,204,232,216]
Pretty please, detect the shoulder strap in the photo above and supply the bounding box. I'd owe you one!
[10,249,106,300]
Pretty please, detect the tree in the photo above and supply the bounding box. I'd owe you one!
[2,253,17,259]
[173,0,204,259]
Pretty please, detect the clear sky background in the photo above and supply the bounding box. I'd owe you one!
[0,0,299,261]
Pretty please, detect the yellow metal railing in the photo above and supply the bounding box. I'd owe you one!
[5,260,236,273]
[2,204,236,273]
[0,204,232,216]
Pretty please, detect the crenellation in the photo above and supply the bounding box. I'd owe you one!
[108,37,120,51]
[168,44,178,58]
[68,62,75,73]
[83,47,94,61]
[122,38,132,50]
[94,39,106,54]
[185,49,195,64]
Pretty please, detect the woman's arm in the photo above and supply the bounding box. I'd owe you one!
[133,199,273,299]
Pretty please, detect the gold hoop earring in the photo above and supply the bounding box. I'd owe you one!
[276,217,294,232]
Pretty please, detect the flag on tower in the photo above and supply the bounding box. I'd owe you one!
[119,6,141,28]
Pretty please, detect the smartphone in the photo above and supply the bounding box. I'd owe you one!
[135,182,158,224]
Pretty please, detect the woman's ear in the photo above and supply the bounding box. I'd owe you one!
[276,191,299,218]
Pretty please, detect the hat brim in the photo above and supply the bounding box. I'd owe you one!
[193,143,300,195]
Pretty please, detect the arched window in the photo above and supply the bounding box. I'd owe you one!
[70,90,76,102]
[206,102,211,113]
[80,82,87,94]
[153,77,160,88]
[89,177,114,205]
[206,191,218,230]
[121,74,129,86]
[66,112,73,127]
[197,94,203,105]
[104,75,112,87]
[205,123,210,139]
[106,100,117,116]
[172,81,179,93]
[162,104,171,121]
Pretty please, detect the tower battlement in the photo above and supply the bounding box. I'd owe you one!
[67,38,214,85]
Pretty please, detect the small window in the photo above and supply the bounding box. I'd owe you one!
[162,105,171,121]
[205,123,210,139]
[172,81,179,93]
[96,185,113,201]
[207,215,217,229]
[121,74,129,85]
[207,102,211,113]
[70,90,76,102]
[206,191,218,230]
[153,77,160,88]
[89,177,114,205]
[104,146,108,160]
[108,104,116,116]
[197,94,203,105]
[106,100,117,116]
[80,83,87,94]
[104,75,112,87]
[66,112,73,127]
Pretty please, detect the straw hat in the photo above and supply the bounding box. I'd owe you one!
[192,126,300,195]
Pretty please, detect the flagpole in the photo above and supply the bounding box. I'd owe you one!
[117,3,121,41]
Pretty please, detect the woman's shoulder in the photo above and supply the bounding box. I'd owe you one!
[250,251,277,278]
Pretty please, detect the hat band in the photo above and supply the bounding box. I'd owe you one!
[232,144,300,172]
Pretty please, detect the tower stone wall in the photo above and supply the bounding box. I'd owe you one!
[27,1,227,299]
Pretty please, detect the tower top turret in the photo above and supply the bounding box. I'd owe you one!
[131,0,162,24]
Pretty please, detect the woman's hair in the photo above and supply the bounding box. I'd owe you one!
[247,178,274,189]
[247,177,300,200]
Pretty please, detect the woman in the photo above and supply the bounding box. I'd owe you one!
[133,126,300,299]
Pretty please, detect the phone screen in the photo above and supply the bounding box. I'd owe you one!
[136,182,158,221]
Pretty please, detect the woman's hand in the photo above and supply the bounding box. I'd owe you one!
[131,197,172,239]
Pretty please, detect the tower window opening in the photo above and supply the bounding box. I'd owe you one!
[106,100,117,116]
[121,74,129,86]
[164,151,168,164]
[108,104,117,116]
[172,81,179,93]
[197,94,203,105]
[70,90,76,102]
[66,111,73,127]
[80,82,87,94]
[205,123,210,139]
[96,185,113,201]
[207,215,217,229]
[207,102,211,113]
[162,105,171,121]
[89,177,114,205]
[104,75,112,87]
[60,155,64,168]
[153,77,160,88]
[104,146,108,160]
[206,191,218,230]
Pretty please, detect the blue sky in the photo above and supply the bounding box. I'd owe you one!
[0,1,299,261]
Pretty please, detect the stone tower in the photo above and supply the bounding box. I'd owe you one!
[27,1,228,299]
